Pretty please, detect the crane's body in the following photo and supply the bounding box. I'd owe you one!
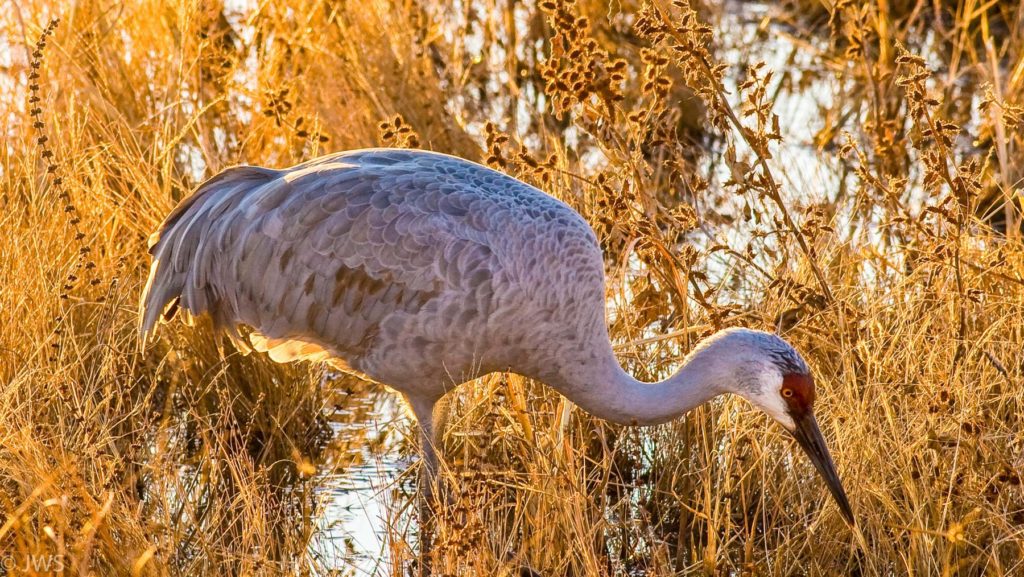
[141,148,854,525]
[143,149,608,415]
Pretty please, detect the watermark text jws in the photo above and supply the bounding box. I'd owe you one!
[1,554,65,574]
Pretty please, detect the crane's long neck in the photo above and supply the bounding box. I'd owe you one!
[533,336,729,426]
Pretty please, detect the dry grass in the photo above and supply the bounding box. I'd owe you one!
[2,0,1024,575]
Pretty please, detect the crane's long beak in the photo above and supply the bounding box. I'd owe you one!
[790,412,855,526]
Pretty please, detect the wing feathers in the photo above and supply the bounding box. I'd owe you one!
[140,166,279,346]
[139,150,517,374]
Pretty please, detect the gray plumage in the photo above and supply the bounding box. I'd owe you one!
[141,149,605,396]
[140,148,853,524]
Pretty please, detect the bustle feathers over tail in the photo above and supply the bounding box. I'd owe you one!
[138,165,279,349]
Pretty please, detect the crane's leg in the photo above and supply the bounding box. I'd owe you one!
[407,394,452,502]
[405,393,453,571]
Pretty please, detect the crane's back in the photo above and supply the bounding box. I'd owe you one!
[140,149,608,397]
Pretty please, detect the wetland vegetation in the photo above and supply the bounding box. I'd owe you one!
[2,0,1024,574]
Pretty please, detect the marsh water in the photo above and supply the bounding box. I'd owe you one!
[305,382,410,575]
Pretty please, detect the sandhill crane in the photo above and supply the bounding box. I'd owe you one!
[140,148,854,525]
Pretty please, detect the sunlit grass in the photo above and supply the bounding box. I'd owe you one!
[2,0,1023,575]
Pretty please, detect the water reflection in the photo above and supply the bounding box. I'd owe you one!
[309,375,412,575]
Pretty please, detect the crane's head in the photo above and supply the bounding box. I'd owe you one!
[700,328,855,525]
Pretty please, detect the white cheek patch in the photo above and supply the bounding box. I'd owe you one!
[749,372,796,431]
[757,390,795,430]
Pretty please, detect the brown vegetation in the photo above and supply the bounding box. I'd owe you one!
[1,0,1023,575]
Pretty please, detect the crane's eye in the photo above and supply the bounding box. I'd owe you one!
[782,388,794,398]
